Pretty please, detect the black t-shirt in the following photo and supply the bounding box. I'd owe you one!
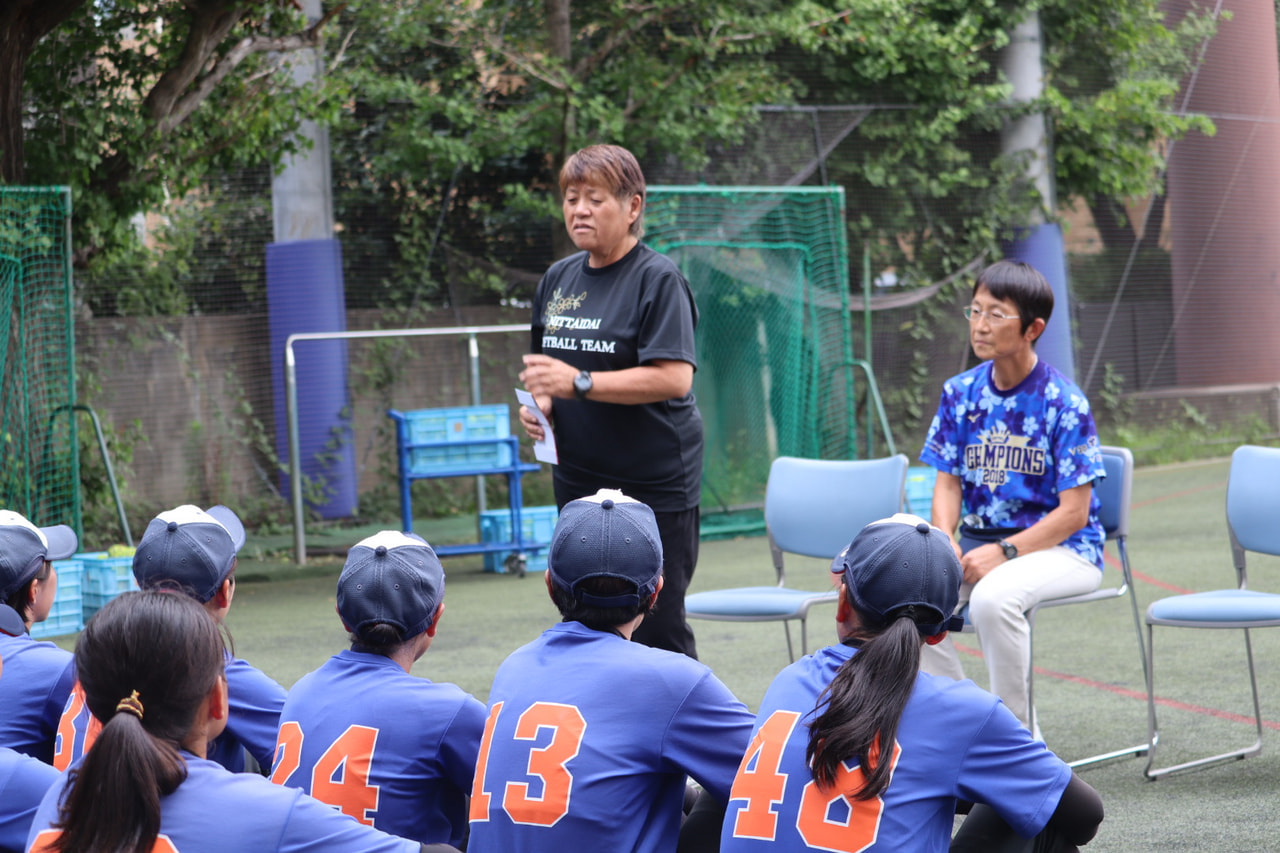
[531,242,703,511]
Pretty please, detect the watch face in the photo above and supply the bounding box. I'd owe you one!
[574,371,592,395]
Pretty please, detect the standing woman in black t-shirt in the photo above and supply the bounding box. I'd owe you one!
[519,144,704,659]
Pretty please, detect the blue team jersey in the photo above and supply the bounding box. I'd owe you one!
[467,621,755,853]
[0,633,74,764]
[208,655,287,772]
[271,649,486,848]
[27,752,419,853]
[920,360,1107,568]
[721,644,1072,853]
[53,653,285,774]
[0,747,58,853]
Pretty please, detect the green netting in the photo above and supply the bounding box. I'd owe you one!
[0,188,78,531]
[646,186,855,524]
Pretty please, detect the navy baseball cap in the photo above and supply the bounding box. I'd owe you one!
[830,512,964,636]
[0,510,78,601]
[548,489,663,608]
[132,505,245,602]
[338,531,445,640]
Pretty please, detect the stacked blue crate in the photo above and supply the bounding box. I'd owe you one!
[78,552,139,622]
[403,405,513,475]
[905,466,938,520]
[479,505,558,574]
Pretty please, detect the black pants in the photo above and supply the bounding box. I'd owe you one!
[950,804,1082,853]
[631,506,700,659]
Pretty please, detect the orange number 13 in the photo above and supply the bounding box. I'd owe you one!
[470,701,587,828]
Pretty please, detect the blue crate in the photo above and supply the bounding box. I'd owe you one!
[479,505,558,574]
[906,466,938,519]
[77,552,139,621]
[401,405,513,475]
[30,559,84,639]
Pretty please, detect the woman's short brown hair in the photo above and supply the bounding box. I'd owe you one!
[559,144,646,236]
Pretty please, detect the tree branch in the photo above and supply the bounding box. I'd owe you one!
[152,2,346,136]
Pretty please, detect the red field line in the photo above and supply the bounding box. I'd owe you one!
[952,640,1280,730]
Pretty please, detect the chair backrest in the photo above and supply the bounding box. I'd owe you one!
[764,455,909,565]
[1096,445,1133,540]
[1226,445,1280,559]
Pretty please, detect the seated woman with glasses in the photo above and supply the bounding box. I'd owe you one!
[916,259,1107,737]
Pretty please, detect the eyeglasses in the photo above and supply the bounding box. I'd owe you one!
[963,306,1019,324]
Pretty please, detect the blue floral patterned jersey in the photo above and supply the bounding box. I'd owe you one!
[920,359,1106,569]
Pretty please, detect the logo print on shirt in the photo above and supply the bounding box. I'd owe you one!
[542,287,614,352]
[544,288,589,334]
[964,431,1046,488]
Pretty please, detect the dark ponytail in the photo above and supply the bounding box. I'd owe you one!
[51,591,225,853]
[806,609,923,800]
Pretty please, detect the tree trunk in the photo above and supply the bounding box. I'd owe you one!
[545,0,574,259]
[1088,194,1136,255]
[0,0,88,184]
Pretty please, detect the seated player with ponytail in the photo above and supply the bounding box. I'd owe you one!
[719,514,1104,853]
[271,531,485,850]
[26,590,435,853]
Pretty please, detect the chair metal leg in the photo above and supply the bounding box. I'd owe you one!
[1144,625,1264,780]
[1027,581,1149,770]
[782,620,795,663]
[1065,562,1149,769]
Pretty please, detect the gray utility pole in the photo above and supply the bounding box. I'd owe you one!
[272,0,334,242]
[999,8,1077,381]
[1000,10,1054,217]
[267,0,357,521]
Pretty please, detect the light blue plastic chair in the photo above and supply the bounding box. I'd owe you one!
[1143,444,1280,779]
[685,454,908,662]
[955,445,1148,768]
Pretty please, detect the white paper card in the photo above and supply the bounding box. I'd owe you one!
[515,388,558,464]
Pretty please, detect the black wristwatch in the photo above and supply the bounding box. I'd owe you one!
[573,370,593,400]
[998,539,1019,561]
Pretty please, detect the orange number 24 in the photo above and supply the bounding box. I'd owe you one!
[271,722,381,826]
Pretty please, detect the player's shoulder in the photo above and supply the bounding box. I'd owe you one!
[522,622,718,692]
[0,744,59,792]
[0,632,72,666]
[910,670,1005,726]
[182,752,300,805]
[292,651,483,722]
[225,656,286,691]
[759,644,852,709]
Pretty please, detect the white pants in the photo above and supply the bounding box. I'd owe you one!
[920,546,1102,733]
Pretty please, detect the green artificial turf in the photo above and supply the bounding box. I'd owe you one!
[51,456,1280,851]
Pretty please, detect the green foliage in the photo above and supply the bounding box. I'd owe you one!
[15,0,1214,318]
[20,0,340,268]
[1095,365,1272,467]
[75,364,146,548]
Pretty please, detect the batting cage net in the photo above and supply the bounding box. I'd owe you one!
[646,186,864,519]
[0,187,78,532]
